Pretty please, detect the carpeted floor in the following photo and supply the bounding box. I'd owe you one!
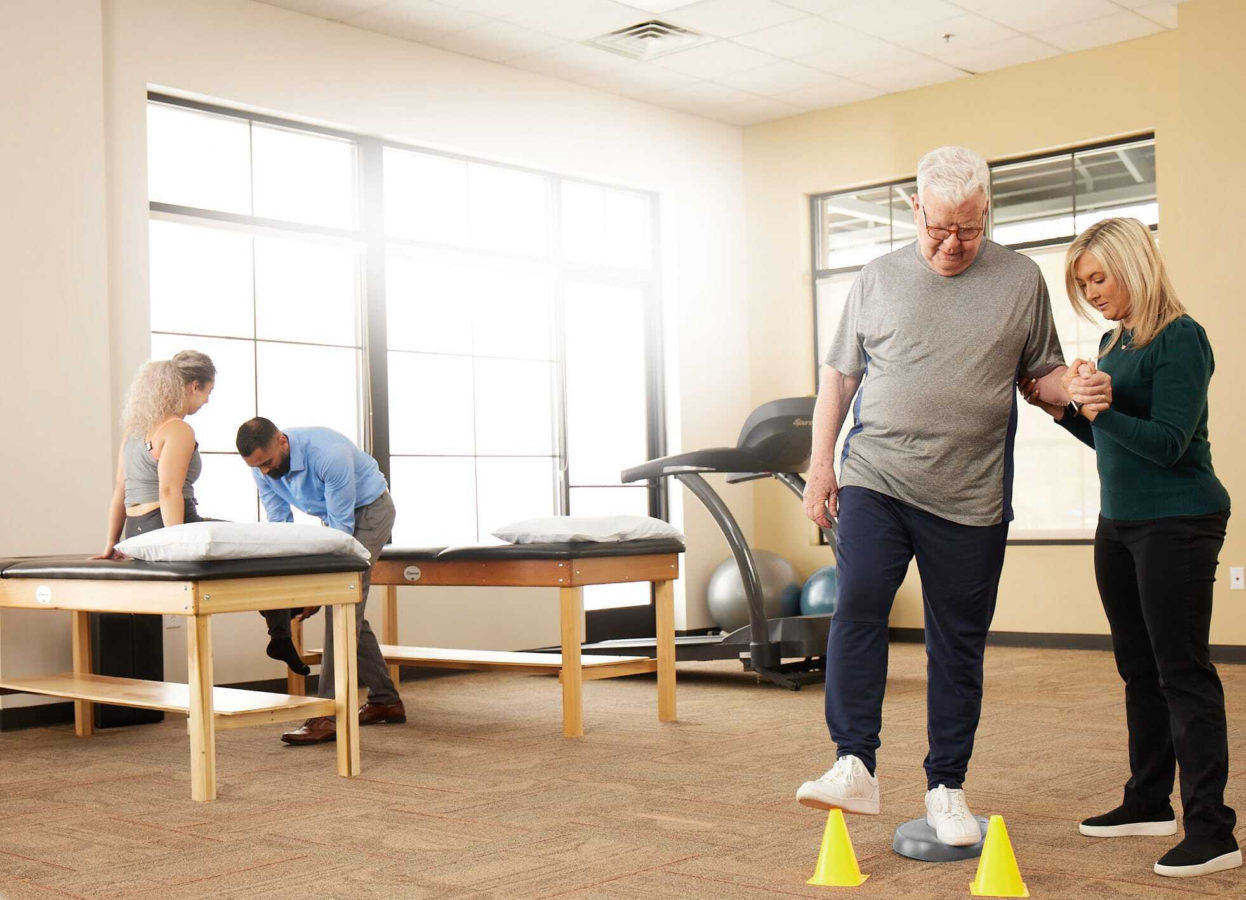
[0,643,1242,898]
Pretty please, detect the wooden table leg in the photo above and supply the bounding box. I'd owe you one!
[383,584,400,687]
[559,586,584,739]
[332,601,360,777]
[654,580,676,723]
[187,615,216,802]
[71,610,94,737]
[287,616,305,697]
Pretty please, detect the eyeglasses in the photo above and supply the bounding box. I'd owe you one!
[922,208,985,242]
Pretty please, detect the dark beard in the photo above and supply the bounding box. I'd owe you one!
[268,456,291,479]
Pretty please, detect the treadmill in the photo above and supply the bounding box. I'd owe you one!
[583,397,835,690]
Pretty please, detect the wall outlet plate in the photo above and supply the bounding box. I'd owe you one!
[1230,567,1244,590]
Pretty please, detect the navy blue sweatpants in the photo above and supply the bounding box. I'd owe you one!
[826,486,1009,789]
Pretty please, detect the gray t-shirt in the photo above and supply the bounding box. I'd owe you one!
[825,240,1063,526]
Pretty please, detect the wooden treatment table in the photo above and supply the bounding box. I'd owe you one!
[0,554,369,801]
[289,538,683,738]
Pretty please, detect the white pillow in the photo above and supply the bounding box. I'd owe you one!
[492,515,684,545]
[116,521,371,563]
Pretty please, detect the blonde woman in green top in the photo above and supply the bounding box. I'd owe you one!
[1021,218,1237,879]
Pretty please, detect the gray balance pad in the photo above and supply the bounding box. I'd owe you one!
[892,816,989,862]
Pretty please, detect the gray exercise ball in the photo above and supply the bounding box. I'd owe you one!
[706,550,802,633]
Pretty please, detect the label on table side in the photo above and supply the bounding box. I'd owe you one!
[35,585,51,604]
[403,565,422,583]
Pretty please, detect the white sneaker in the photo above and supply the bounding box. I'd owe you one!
[796,755,880,814]
[925,786,982,847]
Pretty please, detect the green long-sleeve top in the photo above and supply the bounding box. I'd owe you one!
[1058,315,1230,520]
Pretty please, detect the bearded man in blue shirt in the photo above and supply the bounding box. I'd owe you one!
[237,417,405,745]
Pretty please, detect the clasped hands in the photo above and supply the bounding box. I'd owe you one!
[1019,360,1112,422]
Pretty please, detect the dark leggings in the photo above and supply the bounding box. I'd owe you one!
[1095,510,1235,844]
[124,501,292,640]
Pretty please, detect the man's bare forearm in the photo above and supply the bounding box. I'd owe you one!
[811,366,861,472]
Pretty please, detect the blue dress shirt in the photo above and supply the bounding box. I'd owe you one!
[251,427,387,535]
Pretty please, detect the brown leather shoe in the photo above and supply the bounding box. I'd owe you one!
[281,716,336,744]
[359,700,406,726]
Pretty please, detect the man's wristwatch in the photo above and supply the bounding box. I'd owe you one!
[1066,400,1082,418]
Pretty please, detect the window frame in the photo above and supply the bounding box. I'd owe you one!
[808,134,1157,545]
[145,92,668,637]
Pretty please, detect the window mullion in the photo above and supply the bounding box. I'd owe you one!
[359,138,390,480]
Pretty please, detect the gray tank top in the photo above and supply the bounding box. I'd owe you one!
[123,435,201,506]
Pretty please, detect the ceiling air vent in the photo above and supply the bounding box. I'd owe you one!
[589,20,713,61]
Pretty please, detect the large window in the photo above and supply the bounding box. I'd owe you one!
[811,137,1157,538]
[146,96,663,613]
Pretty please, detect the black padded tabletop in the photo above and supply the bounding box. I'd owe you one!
[383,538,685,562]
[0,554,370,582]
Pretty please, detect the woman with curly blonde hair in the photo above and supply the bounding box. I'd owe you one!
[1022,217,1236,878]
[96,350,307,675]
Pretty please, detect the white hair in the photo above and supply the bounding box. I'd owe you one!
[916,146,990,206]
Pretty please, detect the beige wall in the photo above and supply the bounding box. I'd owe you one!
[3,0,750,697]
[743,0,1246,643]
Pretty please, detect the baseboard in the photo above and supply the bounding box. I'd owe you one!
[888,628,1246,663]
[0,701,75,732]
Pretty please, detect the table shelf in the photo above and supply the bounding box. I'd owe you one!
[0,672,335,728]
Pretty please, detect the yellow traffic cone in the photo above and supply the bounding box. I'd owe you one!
[970,815,1028,897]
[807,808,869,887]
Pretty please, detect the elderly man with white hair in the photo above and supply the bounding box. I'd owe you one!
[796,146,1071,846]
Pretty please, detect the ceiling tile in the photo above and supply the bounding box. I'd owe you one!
[972,0,1122,33]
[948,34,1061,73]
[798,35,930,78]
[577,60,704,96]
[651,79,759,115]
[652,39,776,77]
[776,76,882,109]
[717,95,805,125]
[432,20,564,62]
[1035,10,1165,51]
[716,60,834,94]
[852,58,969,93]
[777,0,858,14]
[1133,2,1179,29]
[822,0,967,37]
[732,15,860,58]
[502,0,650,41]
[346,0,489,41]
[890,13,1018,57]
[663,0,806,38]
[615,0,705,12]
[258,0,387,20]
[511,41,635,79]
[428,0,530,16]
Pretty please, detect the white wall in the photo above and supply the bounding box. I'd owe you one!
[2,0,751,696]
[0,1,113,708]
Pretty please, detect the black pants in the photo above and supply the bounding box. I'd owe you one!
[125,501,291,640]
[1095,510,1235,844]
[826,487,1009,789]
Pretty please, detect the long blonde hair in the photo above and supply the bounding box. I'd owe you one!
[1065,217,1184,355]
[121,350,215,438]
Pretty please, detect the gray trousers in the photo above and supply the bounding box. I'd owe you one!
[318,491,401,705]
